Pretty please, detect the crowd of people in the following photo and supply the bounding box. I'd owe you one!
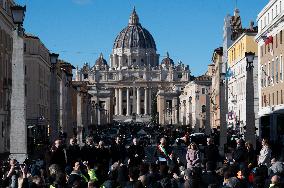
[1,132,284,188]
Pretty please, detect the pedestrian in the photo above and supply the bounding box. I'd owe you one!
[232,139,247,164]
[49,139,67,170]
[66,137,81,166]
[110,136,127,164]
[245,141,257,168]
[154,137,173,166]
[81,137,97,167]
[203,137,219,170]
[186,142,201,169]
[127,138,145,167]
[258,138,272,167]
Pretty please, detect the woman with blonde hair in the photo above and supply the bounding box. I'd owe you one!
[186,142,201,169]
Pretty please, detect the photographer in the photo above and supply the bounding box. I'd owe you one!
[2,159,20,188]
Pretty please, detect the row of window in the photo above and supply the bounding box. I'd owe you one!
[261,55,284,87]
[260,31,283,57]
[260,0,282,30]
[262,90,284,107]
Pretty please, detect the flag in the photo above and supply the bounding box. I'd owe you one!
[265,36,273,45]
[226,67,233,79]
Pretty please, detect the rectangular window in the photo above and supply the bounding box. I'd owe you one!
[272,60,274,83]
[281,55,283,80]
[276,34,278,48]
[25,84,27,97]
[280,90,283,104]
[281,1,282,12]
[269,94,271,105]
[273,92,275,105]
[261,46,263,57]
[202,88,205,94]
[281,30,283,44]
[277,91,279,105]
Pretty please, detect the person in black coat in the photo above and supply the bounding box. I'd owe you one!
[232,139,247,164]
[66,137,81,166]
[245,141,257,167]
[203,138,219,169]
[127,138,145,167]
[110,136,127,164]
[49,139,67,170]
[80,137,97,166]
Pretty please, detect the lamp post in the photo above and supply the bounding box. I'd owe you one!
[50,53,59,143]
[188,96,192,128]
[245,52,256,148]
[10,4,27,163]
[219,72,227,157]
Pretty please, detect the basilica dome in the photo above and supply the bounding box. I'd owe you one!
[95,53,108,66]
[113,8,156,50]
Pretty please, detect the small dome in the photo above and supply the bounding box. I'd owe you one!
[113,7,156,50]
[95,53,108,66]
[161,52,174,66]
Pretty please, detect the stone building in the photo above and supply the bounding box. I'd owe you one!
[179,75,211,133]
[50,59,77,141]
[227,28,259,135]
[256,0,284,143]
[0,0,16,155]
[24,34,51,148]
[75,8,190,125]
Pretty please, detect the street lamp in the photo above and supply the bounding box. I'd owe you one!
[245,52,255,70]
[245,52,256,147]
[11,5,26,36]
[50,53,59,69]
[10,4,27,163]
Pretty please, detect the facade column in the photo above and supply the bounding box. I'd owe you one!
[137,87,141,115]
[119,88,123,115]
[144,88,148,115]
[148,88,152,114]
[133,87,136,114]
[115,88,119,115]
[126,88,130,116]
[76,92,83,146]
[10,30,27,163]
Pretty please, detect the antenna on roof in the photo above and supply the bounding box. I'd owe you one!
[235,0,238,9]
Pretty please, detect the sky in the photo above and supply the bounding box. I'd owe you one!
[16,0,267,76]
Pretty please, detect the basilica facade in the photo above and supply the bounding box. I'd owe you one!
[75,8,190,124]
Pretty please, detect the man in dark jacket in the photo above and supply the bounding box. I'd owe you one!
[49,139,67,170]
[203,138,219,170]
[66,137,81,166]
[80,137,97,166]
[232,139,247,164]
[127,138,145,167]
[110,136,127,164]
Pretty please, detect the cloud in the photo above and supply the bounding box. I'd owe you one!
[72,0,92,5]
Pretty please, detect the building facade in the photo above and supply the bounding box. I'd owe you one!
[179,75,211,133]
[75,8,190,125]
[0,0,15,154]
[256,0,284,143]
[24,34,51,149]
[227,30,259,135]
